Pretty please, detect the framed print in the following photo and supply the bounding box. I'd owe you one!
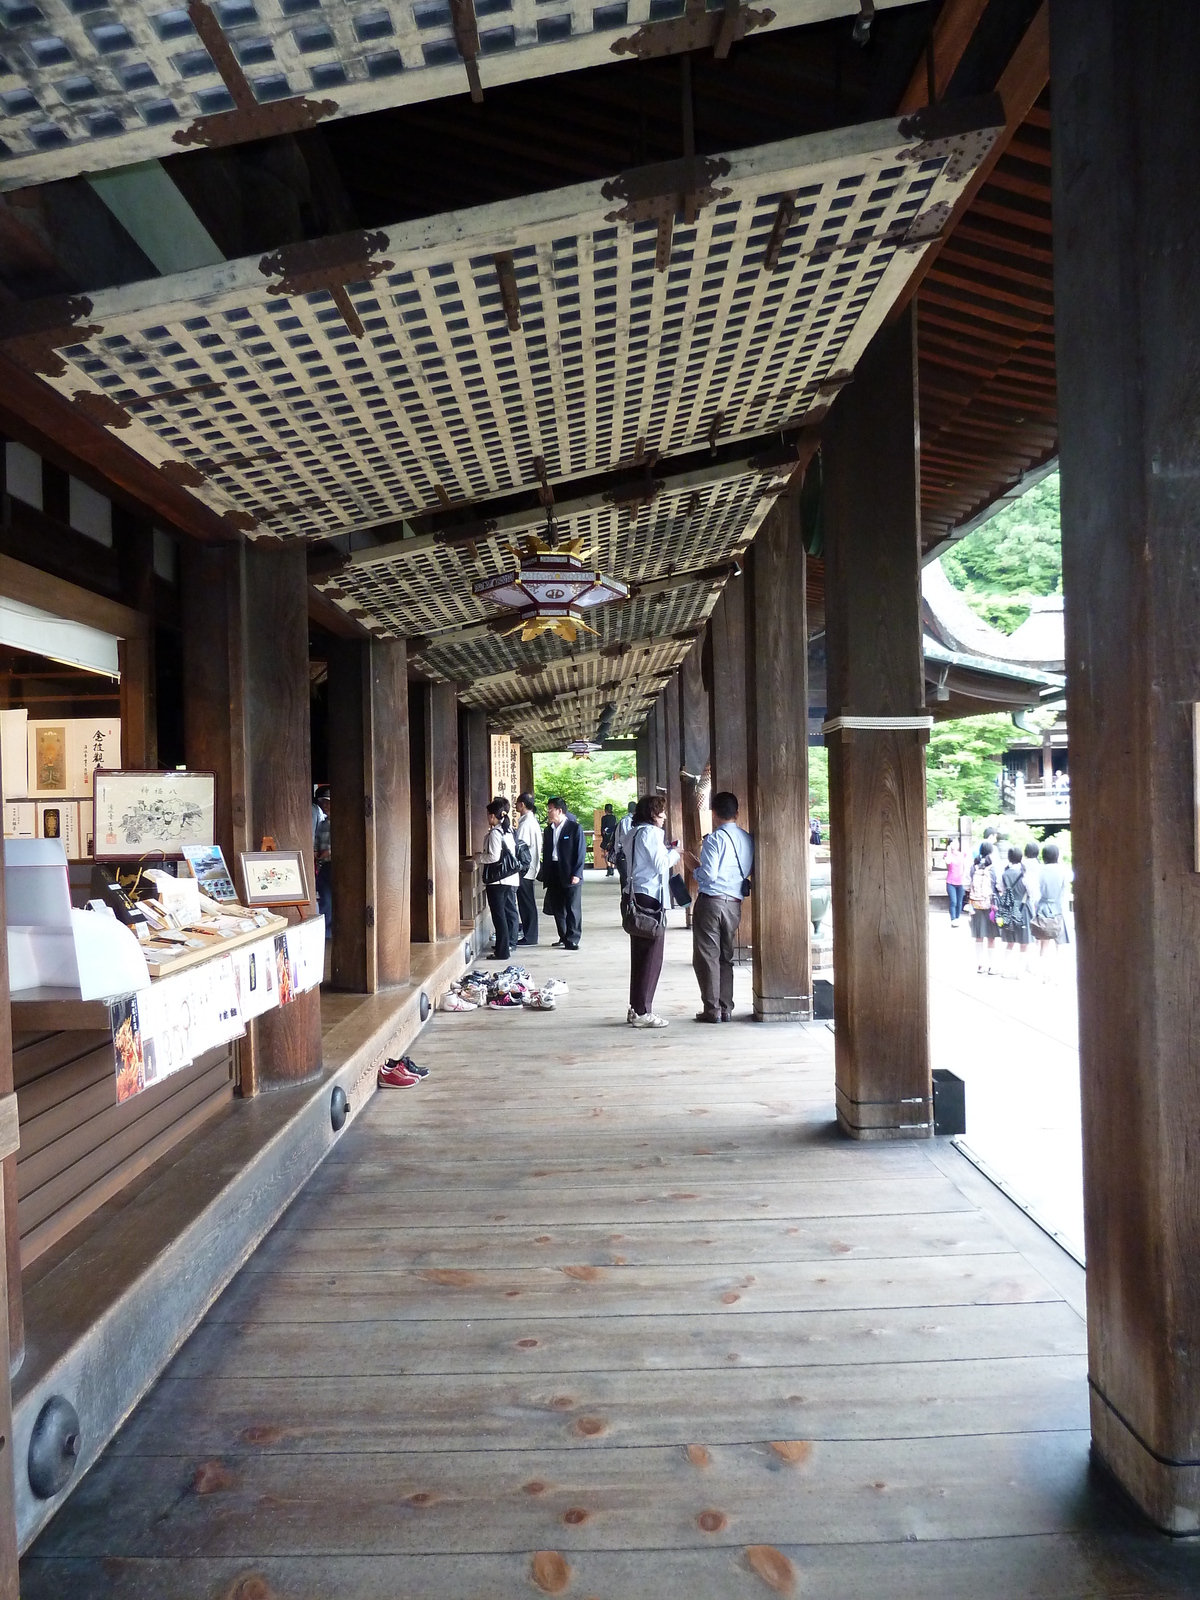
[180,842,238,902]
[38,800,80,860]
[28,721,69,797]
[93,769,216,861]
[240,849,310,907]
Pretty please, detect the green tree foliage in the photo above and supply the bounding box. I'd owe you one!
[925,714,1012,815]
[808,746,829,825]
[532,751,637,825]
[941,472,1061,633]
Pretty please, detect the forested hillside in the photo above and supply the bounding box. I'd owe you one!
[941,472,1061,633]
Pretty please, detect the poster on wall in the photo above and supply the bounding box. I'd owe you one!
[1,709,27,799]
[27,721,69,797]
[508,740,522,804]
[93,769,215,860]
[69,721,121,797]
[489,733,512,805]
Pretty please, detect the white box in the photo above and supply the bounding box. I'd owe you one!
[3,801,35,840]
[0,709,28,799]
[68,719,120,797]
[37,800,79,860]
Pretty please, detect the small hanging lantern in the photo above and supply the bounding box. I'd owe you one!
[567,739,602,759]
[473,515,628,643]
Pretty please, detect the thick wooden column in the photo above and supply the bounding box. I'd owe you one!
[429,682,461,939]
[114,511,157,769]
[408,681,432,944]
[243,543,321,1087]
[519,744,535,798]
[183,541,320,1092]
[635,722,652,796]
[823,308,930,1139]
[707,573,752,945]
[0,750,21,1379]
[679,643,709,894]
[1053,0,1200,1530]
[745,499,809,1020]
[663,680,683,845]
[327,637,411,991]
[461,709,490,856]
[644,701,661,794]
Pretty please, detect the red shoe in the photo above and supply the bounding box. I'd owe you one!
[378,1062,419,1088]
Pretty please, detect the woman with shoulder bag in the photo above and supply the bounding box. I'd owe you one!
[481,797,521,962]
[624,794,681,1030]
[1032,839,1071,981]
[999,844,1034,978]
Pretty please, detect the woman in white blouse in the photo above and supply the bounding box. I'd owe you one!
[625,794,680,1029]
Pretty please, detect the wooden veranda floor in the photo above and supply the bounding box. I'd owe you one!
[21,880,1200,1596]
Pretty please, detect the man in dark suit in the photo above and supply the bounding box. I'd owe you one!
[539,796,585,949]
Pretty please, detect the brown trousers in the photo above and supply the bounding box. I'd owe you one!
[692,893,741,1015]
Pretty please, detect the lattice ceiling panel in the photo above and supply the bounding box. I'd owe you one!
[0,0,913,190]
[319,466,769,637]
[8,110,1002,548]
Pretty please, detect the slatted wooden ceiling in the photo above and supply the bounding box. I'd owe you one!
[917,91,1054,553]
[3,105,1002,741]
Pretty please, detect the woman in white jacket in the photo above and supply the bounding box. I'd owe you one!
[625,794,680,1029]
[482,798,521,961]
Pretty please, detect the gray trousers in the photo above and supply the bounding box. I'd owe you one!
[692,893,741,1014]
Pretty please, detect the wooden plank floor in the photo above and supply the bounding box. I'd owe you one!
[21,881,1200,1597]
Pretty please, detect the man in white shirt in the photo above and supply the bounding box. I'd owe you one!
[514,792,542,946]
[692,790,754,1022]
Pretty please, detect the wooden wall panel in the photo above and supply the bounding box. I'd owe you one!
[461,709,490,856]
[1053,0,1200,1530]
[823,306,929,1138]
[745,502,809,1019]
[372,639,411,985]
[430,682,461,940]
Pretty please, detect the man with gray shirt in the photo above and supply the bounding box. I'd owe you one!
[692,791,754,1022]
[514,792,542,946]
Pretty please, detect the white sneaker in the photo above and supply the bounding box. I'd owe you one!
[627,1005,636,1024]
[543,979,569,997]
[441,991,477,1012]
[631,1012,668,1029]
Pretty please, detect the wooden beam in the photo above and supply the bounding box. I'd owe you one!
[897,0,991,113]
[891,2,1051,325]
[0,553,146,640]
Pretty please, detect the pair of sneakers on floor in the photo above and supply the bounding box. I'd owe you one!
[378,1055,428,1089]
[626,1006,668,1030]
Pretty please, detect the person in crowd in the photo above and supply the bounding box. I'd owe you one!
[972,826,997,870]
[999,844,1034,976]
[313,785,332,929]
[539,796,586,949]
[1022,840,1042,909]
[481,797,521,962]
[600,802,618,876]
[968,839,1000,973]
[692,791,754,1023]
[624,794,680,1029]
[513,792,541,946]
[944,836,967,927]
[613,799,636,892]
[809,814,822,846]
[1032,839,1071,977]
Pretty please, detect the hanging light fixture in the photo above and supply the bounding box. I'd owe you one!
[567,739,602,759]
[473,511,628,643]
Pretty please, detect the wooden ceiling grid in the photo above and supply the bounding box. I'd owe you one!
[916,95,1055,553]
[0,0,912,191]
[30,115,996,552]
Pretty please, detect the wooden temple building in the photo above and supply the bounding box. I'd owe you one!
[0,0,1195,1591]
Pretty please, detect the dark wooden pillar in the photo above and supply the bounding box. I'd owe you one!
[114,511,157,769]
[0,747,21,1379]
[708,573,753,946]
[519,744,535,798]
[408,681,432,944]
[1053,0,1200,1530]
[679,642,709,894]
[327,637,411,991]
[645,701,661,794]
[429,682,461,940]
[664,679,683,845]
[745,499,809,1020]
[182,541,320,1092]
[461,709,490,856]
[823,307,930,1139]
[635,722,652,796]
[243,543,321,1087]
[372,640,411,983]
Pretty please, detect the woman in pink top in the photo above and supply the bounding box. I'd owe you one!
[945,840,967,927]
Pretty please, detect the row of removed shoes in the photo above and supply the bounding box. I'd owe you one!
[442,964,568,1013]
[378,1054,427,1089]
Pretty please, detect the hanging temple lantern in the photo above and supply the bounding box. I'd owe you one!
[473,516,628,644]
